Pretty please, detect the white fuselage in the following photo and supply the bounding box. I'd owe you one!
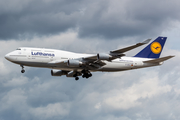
[5,47,161,72]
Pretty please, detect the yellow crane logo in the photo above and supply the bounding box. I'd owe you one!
[150,42,162,54]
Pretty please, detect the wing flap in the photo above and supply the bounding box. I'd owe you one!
[143,56,175,63]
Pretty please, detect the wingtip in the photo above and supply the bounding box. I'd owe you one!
[142,38,151,44]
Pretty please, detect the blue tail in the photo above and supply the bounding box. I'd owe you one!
[134,37,167,58]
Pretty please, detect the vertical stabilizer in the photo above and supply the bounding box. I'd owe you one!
[134,37,166,58]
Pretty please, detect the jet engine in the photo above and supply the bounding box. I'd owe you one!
[51,70,67,76]
[67,60,83,67]
[97,53,112,60]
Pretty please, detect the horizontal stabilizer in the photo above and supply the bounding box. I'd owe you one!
[143,56,175,63]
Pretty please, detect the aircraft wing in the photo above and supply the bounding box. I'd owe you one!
[81,38,151,62]
[83,55,97,60]
[71,39,152,69]
[48,59,67,64]
[110,39,151,54]
[143,56,175,63]
[82,56,106,69]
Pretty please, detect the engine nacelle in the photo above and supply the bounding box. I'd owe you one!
[67,59,83,67]
[51,70,67,76]
[97,53,112,60]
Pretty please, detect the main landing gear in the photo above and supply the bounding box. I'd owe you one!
[81,69,92,79]
[73,70,92,81]
[20,65,25,73]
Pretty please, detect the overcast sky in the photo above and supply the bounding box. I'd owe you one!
[1,0,180,120]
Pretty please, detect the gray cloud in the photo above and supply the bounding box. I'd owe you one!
[0,0,82,40]
[1,0,180,40]
[78,0,180,39]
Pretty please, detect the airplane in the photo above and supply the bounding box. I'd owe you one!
[5,37,174,80]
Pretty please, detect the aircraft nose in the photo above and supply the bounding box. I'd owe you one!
[5,53,10,60]
[5,51,17,62]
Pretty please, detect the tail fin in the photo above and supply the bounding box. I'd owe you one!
[134,37,167,58]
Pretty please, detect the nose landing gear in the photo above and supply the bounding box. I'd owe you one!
[20,65,25,73]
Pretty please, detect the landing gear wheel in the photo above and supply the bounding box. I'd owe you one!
[20,65,25,73]
[21,69,25,73]
[82,74,85,78]
[75,77,79,81]
[89,73,92,77]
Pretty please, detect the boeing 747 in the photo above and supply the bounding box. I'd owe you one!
[5,37,174,80]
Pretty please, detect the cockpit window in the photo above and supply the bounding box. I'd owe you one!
[16,48,21,50]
